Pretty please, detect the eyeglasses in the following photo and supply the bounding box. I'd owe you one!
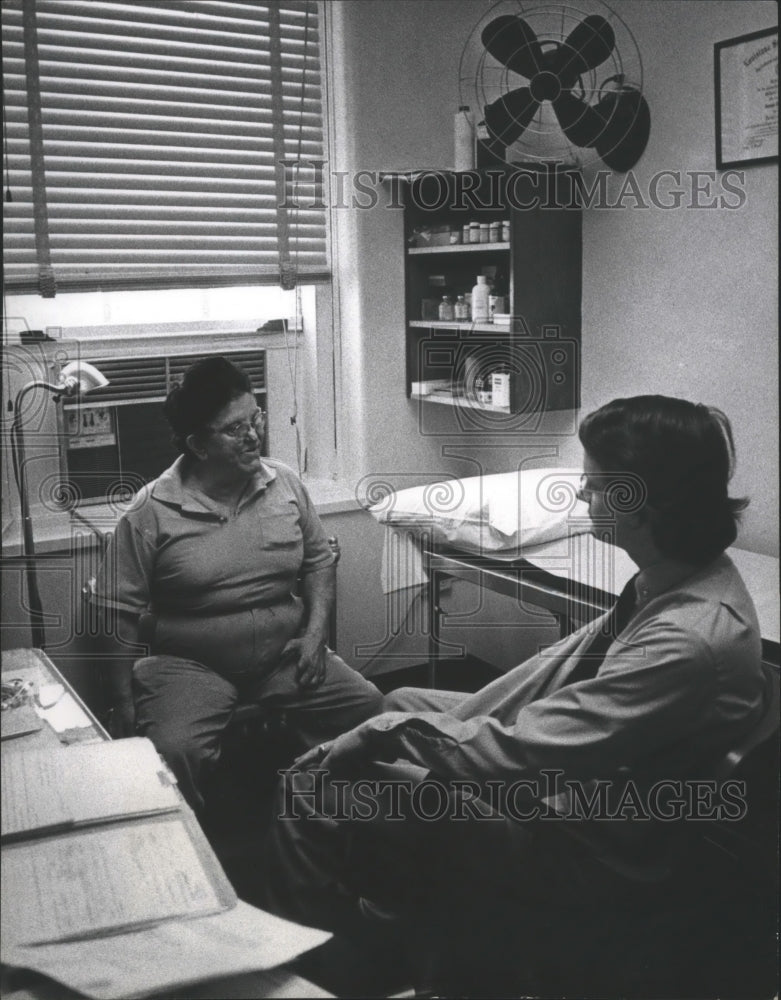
[209,409,266,440]
[576,474,605,504]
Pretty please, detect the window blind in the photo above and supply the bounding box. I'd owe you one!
[2,0,328,296]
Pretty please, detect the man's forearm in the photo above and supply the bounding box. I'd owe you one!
[301,564,335,642]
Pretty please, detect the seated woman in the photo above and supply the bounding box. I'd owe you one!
[261,394,769,962]
[94,356,382,811]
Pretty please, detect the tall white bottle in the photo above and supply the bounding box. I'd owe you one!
[454,106,475,172]
[471,275,490,323]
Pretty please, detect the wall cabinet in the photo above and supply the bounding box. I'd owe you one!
[402,168,582,415]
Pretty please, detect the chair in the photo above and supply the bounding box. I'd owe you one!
[407,663,780,999]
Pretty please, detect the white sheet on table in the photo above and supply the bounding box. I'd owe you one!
[373,468,594,594]
[521,533,639,595]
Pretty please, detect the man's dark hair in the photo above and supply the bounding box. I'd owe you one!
[578,395,748,565]
[163,356,252,454]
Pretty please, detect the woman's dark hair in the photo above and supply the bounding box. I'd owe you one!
[578,395,748,565]
[164,356,252,454]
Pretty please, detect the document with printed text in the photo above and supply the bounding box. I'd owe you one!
[1,738,179,840]
[1,813,233,947]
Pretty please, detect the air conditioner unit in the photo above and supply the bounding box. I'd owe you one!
[59,348,267,507]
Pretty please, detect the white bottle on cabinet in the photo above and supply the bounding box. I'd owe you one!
[471,275,490,323]
[454,106,475,171]
[491,370,511,408]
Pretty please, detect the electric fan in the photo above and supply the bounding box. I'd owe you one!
[459,1,651,171]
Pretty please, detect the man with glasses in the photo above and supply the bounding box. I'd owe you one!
[93,356,382,812]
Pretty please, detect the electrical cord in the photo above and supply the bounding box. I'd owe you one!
[277,4,313,477]
[284,292,304,476]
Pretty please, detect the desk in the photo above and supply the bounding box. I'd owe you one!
[1,648,333,1000]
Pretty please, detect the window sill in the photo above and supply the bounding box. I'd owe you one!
[2,478,368,556]
[1,507,110,557]
[301,476,363,515]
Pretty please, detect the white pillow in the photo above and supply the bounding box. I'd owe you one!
[368,467,591,555]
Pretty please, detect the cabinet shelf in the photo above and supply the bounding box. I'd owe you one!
[409,320,511,333]
[407,242,509,255]
[410,389,512,414]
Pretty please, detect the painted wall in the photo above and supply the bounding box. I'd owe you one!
[332,0,778,556]
[578,1,778,556]
[3,1,777,689]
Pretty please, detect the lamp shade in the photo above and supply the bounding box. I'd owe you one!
[58,361,109,396]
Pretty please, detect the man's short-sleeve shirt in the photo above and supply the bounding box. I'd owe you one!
[94,457,334,617]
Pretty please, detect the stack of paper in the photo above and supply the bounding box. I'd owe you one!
[1,733,332,999]
[1,738,235,947]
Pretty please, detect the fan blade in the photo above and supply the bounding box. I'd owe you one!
[484,88,540,145]
[594,88,651,171]
[547,15,615,85]
[481,15,544,79]
[552,92,607,147]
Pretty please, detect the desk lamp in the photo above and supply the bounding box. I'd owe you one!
[11,361,109,648]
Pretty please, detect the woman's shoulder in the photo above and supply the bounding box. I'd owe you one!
[689,553,758,622]
[636,555,761,662]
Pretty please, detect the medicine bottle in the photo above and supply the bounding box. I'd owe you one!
[475,374,492,406]
[454,295,470,321]
[488,293,506,322]
[438,296,455,322]
[471,276,489,323]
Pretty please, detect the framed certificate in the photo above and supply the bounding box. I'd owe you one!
[715,27,778,169]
